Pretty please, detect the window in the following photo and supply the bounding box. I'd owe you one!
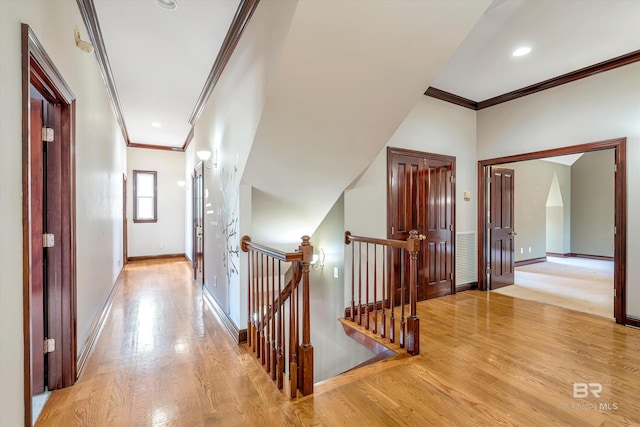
[133,170,157,223]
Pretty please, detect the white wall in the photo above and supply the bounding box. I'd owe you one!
[0,1,126,424]
[478,62,640,318]
[191,0,298,327]
[344,96,477,303]
[184,143,195,261]
[127,147,185,257]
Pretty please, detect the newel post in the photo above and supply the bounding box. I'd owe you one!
[406,230,421,355]
[298,235,314,396]
[241,236,253,348]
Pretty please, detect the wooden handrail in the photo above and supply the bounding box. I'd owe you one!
[345,231,410,250]
[241,235,314,398]
[343,230,421,356]
[241,236,304,262]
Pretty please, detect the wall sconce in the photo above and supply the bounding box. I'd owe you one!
[196,149,217,169]
[310,248,325,271]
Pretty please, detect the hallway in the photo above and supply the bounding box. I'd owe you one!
[37,259,640,426]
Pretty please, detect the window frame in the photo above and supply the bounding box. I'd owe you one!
[133,170,158,223]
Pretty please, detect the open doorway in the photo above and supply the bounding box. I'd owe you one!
[22,25,77,426]
[477,138,627,324]
[488,151,615,319]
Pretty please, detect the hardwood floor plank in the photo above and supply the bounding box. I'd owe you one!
[36,260,640,426]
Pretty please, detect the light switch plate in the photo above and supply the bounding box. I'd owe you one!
[333,267,339,279]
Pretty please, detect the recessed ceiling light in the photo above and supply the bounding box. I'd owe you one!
[155,0,178,11]
[512,46,531,57]
[151,122,162,128]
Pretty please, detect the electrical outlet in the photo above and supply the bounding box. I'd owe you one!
[520,248,523,254]
[160,243,165,249]
[213,276,217,287]
[528,247,532,253]
[333,267,339,279]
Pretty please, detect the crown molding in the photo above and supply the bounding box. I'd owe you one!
[426,49,640,110]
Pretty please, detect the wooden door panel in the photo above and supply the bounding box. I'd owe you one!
[30,98,45,395]
[490,168,515,289]
[45,102,64,390]
[425,162,453,299]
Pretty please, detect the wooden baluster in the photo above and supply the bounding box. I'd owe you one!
[407,230,420,355]
[400,249,405,349]
[389,247,395,343]
[372,244,377,334]
[381,245,386,339]
[277,260,284,390]
[247,251,252,349]
[358,242,362,326]
[271,257,277,380]
[260,254,265,363]
[365,243,370,330]
[252,251,258,354]
[298,236,313,396]
[265,256,271,372]
[350,241,355,321]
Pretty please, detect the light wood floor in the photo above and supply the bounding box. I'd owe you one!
[37,259,640,426]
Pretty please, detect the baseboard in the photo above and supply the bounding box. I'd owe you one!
[569,253,614,261]
[625,316,640,328]
[546,252,571,257]
[515,257,547,267]
[202,286,247,344]
[344,300,388,319]
[76,267,124,377]
[456,282,478,292]
[127,253,187,262]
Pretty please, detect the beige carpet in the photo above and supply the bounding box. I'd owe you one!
[491,256,614,319]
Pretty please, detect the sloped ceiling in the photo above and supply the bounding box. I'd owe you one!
[242,0,492,247]
[431,0,640,102]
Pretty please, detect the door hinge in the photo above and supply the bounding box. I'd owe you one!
[44,338,55,354]
[449,224,453,231]
[43,233,54,248]
[391,226,395,235]
[488,177,492,184]
[614,164,617,173]
[43,233,55,248]
[614,289,616,297]
[450,273,454,280]
[449,176,454,183]
[42,127,54,142]
[614,226,617,235]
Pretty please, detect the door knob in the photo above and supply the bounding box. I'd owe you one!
[508,231,518,236]
[418,234,426,240]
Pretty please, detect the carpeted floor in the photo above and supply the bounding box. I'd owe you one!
[491,256,614,319]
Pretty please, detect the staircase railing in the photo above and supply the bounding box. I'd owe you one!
[344,230,422,355]
[240,235,314,397]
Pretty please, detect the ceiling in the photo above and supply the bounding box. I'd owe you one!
[431,0,640,102]
[88,0,640,151]
[93,0,240,149]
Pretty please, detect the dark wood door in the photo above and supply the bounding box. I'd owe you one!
[29,97,46,395]
[424,159,454,299]
[489,167,515,289]
[388,148,455,302]
[193,165,204,284]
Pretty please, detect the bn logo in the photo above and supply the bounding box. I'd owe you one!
[573,382,602,398]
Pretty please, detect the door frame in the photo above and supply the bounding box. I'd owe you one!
[22,24,77,426]
[123,174,128,265]
[477,138,626,324]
